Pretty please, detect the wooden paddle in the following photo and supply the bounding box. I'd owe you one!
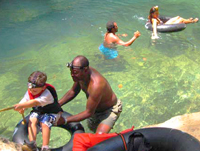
[0,106,26,124]
[21,113,26,124]
[0,106,14,112]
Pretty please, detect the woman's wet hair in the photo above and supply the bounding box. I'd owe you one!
[106,21,115,33]
[28,71,47,87]
[148,6,159,24]
[150,6,158,14]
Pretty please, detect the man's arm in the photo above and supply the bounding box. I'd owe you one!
[59,82,81,106]
[66,84,103,123]
[114,31,141,46]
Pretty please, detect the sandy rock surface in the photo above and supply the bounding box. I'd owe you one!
[144,112,200,141]
[0,137,22,151]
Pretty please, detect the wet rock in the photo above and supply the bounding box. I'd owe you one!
[0,137,22,151]
[145,112,200,141]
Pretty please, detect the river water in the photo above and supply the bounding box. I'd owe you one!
[0,0,200,148]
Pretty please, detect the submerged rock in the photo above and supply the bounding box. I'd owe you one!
[0,137,22,151]
[145,112,200,141]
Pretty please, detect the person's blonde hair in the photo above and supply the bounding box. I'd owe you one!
[148,6,159,24]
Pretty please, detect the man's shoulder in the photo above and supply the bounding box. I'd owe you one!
[90,69,107,86]
[109,33,118,38]
[105,32,118,39]
[90,67,104,79]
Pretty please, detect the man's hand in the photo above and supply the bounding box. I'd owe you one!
[56,116,68,125]
[134,31,141,38]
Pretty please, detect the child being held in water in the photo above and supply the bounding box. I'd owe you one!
[14,71,63,151]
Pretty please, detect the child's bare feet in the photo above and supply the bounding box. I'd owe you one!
[189,18,193,21]
[193,18,199,23]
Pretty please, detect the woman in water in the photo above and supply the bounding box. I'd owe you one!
[148,6,198,39]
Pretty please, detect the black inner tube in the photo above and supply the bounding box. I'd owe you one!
[145,16,186,32]
[88,127,200,151]
[12,111,85,151]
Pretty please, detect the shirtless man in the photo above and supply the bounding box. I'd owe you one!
[99,21,141,59]
[59,55,122,133]
[103,21,141,48]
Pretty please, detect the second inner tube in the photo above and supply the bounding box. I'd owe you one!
[88,127,200,151]
[145,16,186,32]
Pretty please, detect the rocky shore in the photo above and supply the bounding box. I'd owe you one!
[0,137,22,151]
[1,112,200,150]
[145,111,200,140]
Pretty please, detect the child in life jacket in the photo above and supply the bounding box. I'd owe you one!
[14,71,63,151]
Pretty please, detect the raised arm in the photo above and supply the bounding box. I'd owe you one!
[59,82,81,106]
[115,31,141,46]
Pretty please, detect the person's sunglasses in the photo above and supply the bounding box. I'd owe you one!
[27,82,44,89]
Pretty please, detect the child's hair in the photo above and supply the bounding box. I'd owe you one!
[28,71,47,87]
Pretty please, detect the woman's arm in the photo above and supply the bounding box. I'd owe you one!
[151,18,159,39]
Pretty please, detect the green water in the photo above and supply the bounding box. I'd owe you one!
[0,0,200,148]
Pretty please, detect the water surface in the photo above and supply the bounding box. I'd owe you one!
[0,0,200,148]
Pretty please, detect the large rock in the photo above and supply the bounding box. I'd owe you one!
[145,112,200,141]
[0,137,22,151]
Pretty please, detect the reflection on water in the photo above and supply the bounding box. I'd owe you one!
[150,33,197,57]
[0,0,200,148]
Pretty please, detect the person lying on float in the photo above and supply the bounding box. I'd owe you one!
[148,6,199,39]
